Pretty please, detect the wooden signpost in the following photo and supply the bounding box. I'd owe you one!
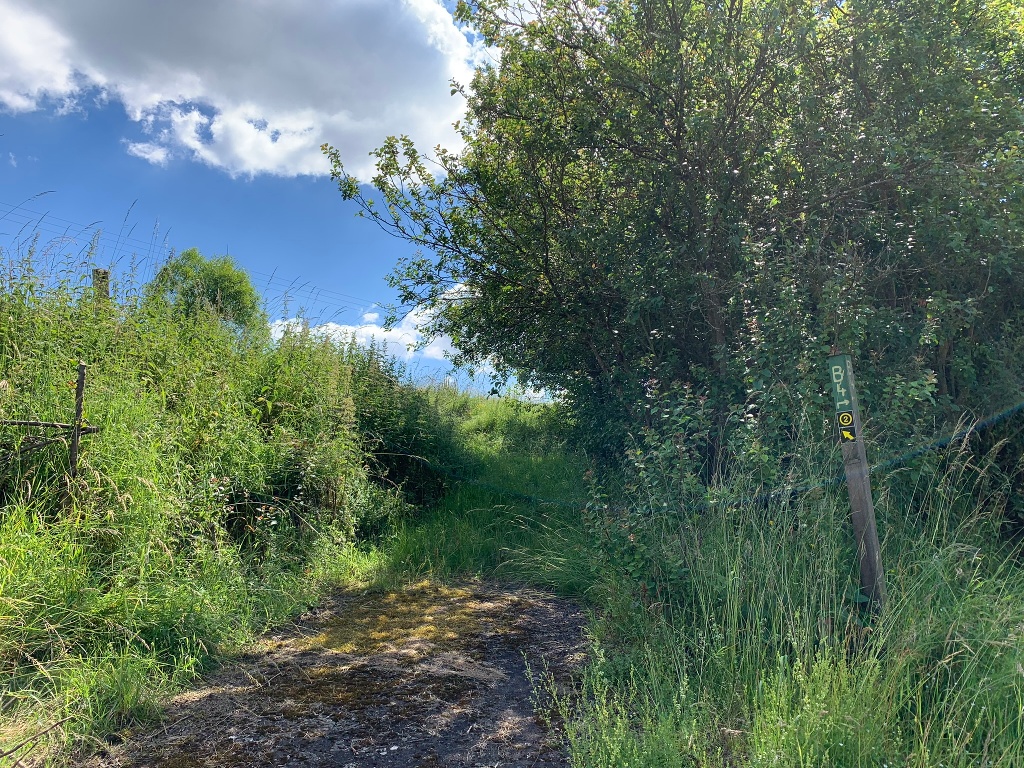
[68,363,87,478]
[828,354,886,610]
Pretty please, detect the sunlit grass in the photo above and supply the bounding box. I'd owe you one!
[0,240,442,763]
[3,240,1022,767]
[548,446,1024,767]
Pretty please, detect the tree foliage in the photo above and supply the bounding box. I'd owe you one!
[325,0,1024,458]
[146,248,266,335]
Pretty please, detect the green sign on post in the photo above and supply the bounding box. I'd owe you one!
[827,353,886,610]
[829,354,857,443]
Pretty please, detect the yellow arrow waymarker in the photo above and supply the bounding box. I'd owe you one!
[841,429,856,442]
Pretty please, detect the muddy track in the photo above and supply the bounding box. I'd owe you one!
[81,581,588,768]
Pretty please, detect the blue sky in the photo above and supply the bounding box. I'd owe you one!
[0,0,489,378]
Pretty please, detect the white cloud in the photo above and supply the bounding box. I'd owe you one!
[123,141,168,166]
[7,153,15,168]
[271,284,467,361]
[270,308,455,363]
[0,0,487,178]
[269,292,553,400]
[421,334,456,360]
[0,2,84,112]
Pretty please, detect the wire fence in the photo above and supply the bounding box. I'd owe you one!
[0,199,379,327]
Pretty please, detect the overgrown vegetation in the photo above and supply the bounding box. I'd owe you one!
[317,2,1024,765]
[553,419,1024,767]
[0,244,463,761]
[4,4,1023,766]
[327,0,1024,471]
[347,386,1024,766]
[1,239,1021,766]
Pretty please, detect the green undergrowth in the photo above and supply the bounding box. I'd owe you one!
[381,391,599,596]
[548,438,1024,767]
[373,391,1024,766]
[0,246,463,764]
[3,247,1022,768]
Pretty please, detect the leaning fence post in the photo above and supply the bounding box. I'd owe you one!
[69,363,86,479]
[828,353,886,611]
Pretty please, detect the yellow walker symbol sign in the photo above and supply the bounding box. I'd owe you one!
[836,410,856,441]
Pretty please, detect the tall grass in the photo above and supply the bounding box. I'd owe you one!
[555,432,1024,767]
[4,239,1021,768]
[0,242,442,762]
[280,365,1024,767]
[382,391,599,595]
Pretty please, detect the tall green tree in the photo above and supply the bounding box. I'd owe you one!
[326,0,1024,455]
[146,248,266,336]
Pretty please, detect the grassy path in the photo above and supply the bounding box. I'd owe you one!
[63,395,594,768]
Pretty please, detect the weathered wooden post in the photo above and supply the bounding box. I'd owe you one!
[92,269,110,300]
[828,353,886,610]
[68,363,86,479]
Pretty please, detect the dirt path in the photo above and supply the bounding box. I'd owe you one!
[81,580,588,768]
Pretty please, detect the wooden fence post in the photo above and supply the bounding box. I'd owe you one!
[828,353,886,610]
[92,269,110,300]
[69,363,86,479]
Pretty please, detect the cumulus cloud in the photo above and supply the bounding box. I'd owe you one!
[0,0,489,177]
[270,307,455,363]
[271,284,468,360]
[269,294,553,400]
[0,2,85,112]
